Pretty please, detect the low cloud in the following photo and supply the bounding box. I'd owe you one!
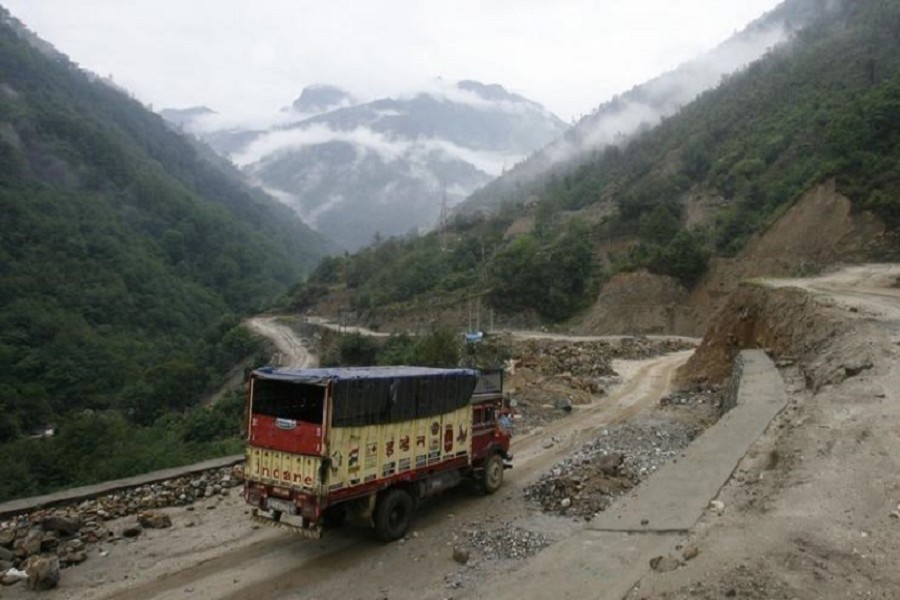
[538,21,790,168]
[234,121,524,178]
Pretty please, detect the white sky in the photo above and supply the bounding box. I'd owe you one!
[4,0,783,122]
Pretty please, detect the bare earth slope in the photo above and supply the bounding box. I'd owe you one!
[631,265,900,598]
[579,181,892,338]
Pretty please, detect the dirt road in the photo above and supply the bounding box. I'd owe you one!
[765,263,900,320]
[9,348,691,600]
[245,316,318,368]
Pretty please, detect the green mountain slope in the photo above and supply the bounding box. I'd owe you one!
[534,0,900,255]
[293,0,900,328]
[0,7,328,494]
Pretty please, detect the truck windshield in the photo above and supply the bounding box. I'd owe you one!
[252,379,325,424]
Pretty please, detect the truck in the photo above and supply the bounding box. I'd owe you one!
[242,366,512,541]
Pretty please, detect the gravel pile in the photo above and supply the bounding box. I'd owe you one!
[525,419,700,520]
[466,524,550,561]
[445,523,552,591]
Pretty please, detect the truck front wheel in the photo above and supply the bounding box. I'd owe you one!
[483,453,504,494]
[374,489,414,542]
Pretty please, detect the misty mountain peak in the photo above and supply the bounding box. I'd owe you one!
[456,80,526,103]
[292,84,356,114]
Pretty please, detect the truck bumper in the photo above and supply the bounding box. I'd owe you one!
[251,508,323,539]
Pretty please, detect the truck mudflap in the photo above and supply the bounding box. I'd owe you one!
[251,509,323,540]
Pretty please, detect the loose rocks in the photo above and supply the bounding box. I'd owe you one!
[525,418,699,519]
[25,555,60,591]
[138,511,172,529]
[465,524,550,561]
[0,464,241,577]
[650,554,680,573]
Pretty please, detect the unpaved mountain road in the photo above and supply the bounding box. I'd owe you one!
[765,263,900,320]
[304,315,700,345]
[245,316,318,368]
[7,347,692,600]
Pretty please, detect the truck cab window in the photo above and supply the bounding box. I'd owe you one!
[252,380,325,424]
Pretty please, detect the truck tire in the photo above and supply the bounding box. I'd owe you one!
[483,453,504,494]
[374,489,414,542]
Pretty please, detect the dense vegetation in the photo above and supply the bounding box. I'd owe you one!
[533,0,900,255]
[320,327,510,373]
[294,208,600,324]
[0,11,327,499]
[292,0,900,323]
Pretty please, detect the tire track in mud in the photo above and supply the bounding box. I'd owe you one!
[100,533,364,600]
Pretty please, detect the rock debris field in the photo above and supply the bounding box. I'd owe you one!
[524,418,701,520]
[0,465,242,591]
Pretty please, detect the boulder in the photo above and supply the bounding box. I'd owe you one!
[26,555,61,591]
[40,531,60,552]
[15,530,42,558]
[62,550,87,565]
[138,512,172,529]
[649,554,680,572]
[42,515,81,536]
[0,529,15,547]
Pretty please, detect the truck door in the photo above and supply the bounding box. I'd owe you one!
[471,402,498,458]
[249,377,326,456]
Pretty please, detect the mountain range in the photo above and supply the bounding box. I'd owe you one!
[163,81,567,250]
[291,0,900,333]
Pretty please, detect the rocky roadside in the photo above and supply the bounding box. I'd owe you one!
[524,417,703,520]
[0,465,243,592]
[444,390,715,594]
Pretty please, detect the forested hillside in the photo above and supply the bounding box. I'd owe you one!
[0,9,328,499]
[292,0,900,328]
[458,0,826,216]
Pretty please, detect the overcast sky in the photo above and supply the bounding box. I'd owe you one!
[4,0,783,122]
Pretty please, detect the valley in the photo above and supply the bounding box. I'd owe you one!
[2,0,900,598]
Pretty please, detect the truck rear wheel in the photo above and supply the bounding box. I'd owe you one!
[374,489,414,542]
[483,453,504,494]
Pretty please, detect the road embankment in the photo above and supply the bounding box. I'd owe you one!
[471,349,787,600]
